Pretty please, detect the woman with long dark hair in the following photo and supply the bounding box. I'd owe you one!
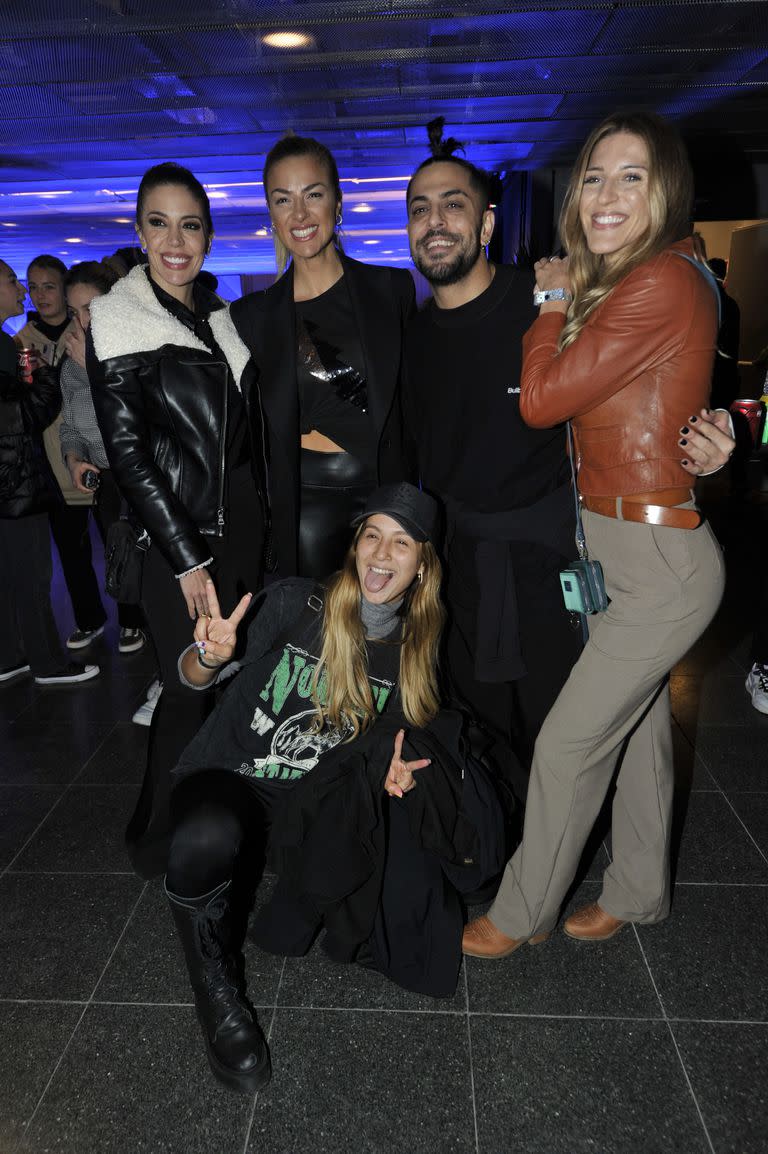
[231,135,415,578]
[88,162,268,877]
[463,112,726,958]
[164,483,502,1092]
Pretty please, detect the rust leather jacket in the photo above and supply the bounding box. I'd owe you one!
[520,239,718,497]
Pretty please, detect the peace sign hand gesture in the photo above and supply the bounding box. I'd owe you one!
[193,578,252,668]
[384,728,431,799]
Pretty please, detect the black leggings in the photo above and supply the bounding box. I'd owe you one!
[298,448,374,578]
[166,770,275,898]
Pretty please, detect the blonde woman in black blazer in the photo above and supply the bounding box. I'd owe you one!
[231,135,416,578]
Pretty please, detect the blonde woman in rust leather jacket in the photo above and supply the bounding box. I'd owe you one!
[464,112,728,959]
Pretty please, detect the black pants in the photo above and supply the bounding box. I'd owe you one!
[0,513,66,676]
[127,482,264,877]
[167,769,274,898]
[49,502,107,632]
[298,449,374,578]
[444,543,583,803]
[91,470,144,631]
[169,770,465,998]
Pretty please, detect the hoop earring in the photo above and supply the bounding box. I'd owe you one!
[417,570,423,583]
[335,212,343,229]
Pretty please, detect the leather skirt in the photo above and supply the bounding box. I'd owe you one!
[299,448,375,578]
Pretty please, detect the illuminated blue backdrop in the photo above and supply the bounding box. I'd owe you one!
[0,1,766,285]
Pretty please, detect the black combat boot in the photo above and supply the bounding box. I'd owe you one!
[166,879,271,1093]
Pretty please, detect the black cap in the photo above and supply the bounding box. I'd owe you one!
[352,482,439,543]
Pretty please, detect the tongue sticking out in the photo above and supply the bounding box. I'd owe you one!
[364,568,392,594]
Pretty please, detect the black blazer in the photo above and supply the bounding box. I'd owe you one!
[230,253,416,575]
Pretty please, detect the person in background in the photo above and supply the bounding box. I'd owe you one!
[16,253,109,651]
[707,256,741,412]
[463,111,726,959]
[17,255,72,365]
[88,162,268,878]
[0,258,99,686]
[745,613,768,715]
[231,134,416,579]
[60,261,147,655]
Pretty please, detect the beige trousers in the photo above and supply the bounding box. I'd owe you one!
[489,510,725,937]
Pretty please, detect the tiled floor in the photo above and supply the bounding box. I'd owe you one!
[1,483,766,1153]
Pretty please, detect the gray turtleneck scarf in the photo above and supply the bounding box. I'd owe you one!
[361,594,404,639]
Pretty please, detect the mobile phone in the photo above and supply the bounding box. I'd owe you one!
[83,469,101,491]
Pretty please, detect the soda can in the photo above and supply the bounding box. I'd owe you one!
[730,398,766,448]
[17,347,34,379]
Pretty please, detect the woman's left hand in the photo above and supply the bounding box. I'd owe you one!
[533,255,571,295]
[193,579,252,666]
[679,408,736,476]
[384,728,431,799]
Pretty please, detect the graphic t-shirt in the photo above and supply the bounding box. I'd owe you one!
[175,579,399,789]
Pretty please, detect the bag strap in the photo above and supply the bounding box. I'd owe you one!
[672,250,722,328]
[566,421,588,561]
[268,581,325,653]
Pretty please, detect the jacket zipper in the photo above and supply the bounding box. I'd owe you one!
[215,360,227,536]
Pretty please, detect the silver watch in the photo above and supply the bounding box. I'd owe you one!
[533,288,573,305]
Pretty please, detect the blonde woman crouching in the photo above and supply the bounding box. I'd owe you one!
[165,482,501,1092]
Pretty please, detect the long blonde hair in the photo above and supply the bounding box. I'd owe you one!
[310,527,445,739]
[559,112,694,349]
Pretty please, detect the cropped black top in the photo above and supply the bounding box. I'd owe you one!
[295,275,374,464]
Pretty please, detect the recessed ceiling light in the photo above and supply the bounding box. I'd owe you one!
[64,237,82,243]
[113,217,131,224]
[1,221,17,227]
[351,203,373,213]
[363,239,379,245]
[263,31,312,49]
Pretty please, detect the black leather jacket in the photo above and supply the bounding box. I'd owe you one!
[88,267,267,575]
[0,364,61,518]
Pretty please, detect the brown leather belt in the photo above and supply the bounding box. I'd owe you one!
[581,488,702,530]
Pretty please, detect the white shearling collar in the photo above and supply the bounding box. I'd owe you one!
[89,265,250,389]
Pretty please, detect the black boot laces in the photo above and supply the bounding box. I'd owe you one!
[193,899,251,1037]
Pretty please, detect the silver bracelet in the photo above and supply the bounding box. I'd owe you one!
[533,288,572,306]
[175,558,214,581]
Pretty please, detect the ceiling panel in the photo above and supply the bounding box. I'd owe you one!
[0,0,766,275]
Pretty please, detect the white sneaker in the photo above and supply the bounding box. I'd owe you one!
[132,679,162,727]
[119,627,146,654]
[35,662,100,685]
[745,663,768,715]
[66,626,105,650]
